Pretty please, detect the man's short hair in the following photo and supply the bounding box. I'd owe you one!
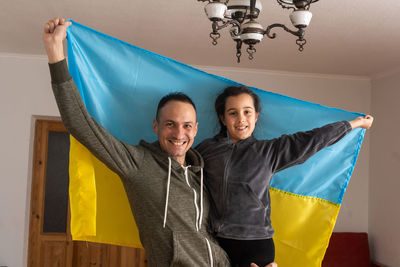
[156,92,197,121]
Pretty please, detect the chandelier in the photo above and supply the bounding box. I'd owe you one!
[198,0,319,62]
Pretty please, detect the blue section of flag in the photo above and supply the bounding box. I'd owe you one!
[66,20,364,205]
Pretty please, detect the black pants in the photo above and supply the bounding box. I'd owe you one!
[218,237,275,267]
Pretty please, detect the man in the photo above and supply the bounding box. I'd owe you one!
[44,18,278,267]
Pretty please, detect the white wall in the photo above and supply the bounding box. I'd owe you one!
[0,53,371,267]
[369,71,400,266]
[0,54,61,267]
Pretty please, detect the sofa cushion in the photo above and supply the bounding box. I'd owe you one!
[322,232,371,267]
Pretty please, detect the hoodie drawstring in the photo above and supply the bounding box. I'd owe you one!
[199,167,204,230]
[163,157,172,228]
[205,238,214,267]
[201,168,213,266]
[183,165,201,231]
[162,159,211,266]
[163,159,204,232]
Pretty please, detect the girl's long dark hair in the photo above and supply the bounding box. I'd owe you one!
[215,86,261,136]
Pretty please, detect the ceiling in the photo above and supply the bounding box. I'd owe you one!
[1,0,400,77]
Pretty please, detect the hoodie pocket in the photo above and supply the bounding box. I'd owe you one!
[170,231,229,267]
[226,181,267,225]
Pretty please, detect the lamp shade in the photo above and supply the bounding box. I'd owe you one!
[240,20,264,44]
[289,10,312,27]
[205,2,227,21]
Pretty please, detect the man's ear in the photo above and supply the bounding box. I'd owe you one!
[153,119,158,134]
[194,122,199,137]
[218,115,225,126]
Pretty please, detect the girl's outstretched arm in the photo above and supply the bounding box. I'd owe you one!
[349,115,374,129]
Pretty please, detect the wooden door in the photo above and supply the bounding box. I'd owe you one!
[28,119,147,267]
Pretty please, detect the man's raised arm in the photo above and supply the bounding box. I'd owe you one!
[43,18,71,63]
[43,18,143,179]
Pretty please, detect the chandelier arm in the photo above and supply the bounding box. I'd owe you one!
[212,19,241,32]
[277,0,318,10]
[264,24,307,51]
[210,20,241,45]
[264,23,305,39]
[197,0,231,4]
[276,0,296,11]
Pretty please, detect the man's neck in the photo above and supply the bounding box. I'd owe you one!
[175,156,186,166]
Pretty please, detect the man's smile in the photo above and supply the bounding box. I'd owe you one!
[169,140,187,146]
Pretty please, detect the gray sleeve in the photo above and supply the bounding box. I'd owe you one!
[269,121,352,173]
[49,59,143,178]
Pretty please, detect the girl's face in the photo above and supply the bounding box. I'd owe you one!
[221,93,259,143]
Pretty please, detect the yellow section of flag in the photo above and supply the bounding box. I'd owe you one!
[270,187,340,267]
[69,137,142,248]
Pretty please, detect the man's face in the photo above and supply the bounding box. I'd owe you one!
[153,100,198,165]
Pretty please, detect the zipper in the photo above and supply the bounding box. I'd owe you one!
[219,143,236,231]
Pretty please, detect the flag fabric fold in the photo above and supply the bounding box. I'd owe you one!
[66,20,365,266]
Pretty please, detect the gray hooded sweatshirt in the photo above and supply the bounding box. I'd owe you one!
[196,121,352,240]
[49,59,230,267]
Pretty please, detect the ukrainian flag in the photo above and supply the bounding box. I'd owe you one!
[66,21,365,266]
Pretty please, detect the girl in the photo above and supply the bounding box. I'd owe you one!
[196,86,373,267]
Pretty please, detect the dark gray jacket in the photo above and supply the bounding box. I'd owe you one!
[196,121,352,240]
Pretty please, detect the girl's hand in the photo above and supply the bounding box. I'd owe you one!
[349,115,374,129]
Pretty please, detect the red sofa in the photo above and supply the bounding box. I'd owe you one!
[322,232,386,267]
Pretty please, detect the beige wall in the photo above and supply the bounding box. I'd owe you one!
[0,53,371,267]
[370,72,400,266]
